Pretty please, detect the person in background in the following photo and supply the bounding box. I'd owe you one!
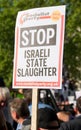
[9,98,30,130]
[59,96,81,130]
[38,107,60,130]
[57,102,76,122]
[23,89,54,116]
[25,107,60,130]
[0,87,13,125]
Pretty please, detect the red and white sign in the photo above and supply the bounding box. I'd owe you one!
[13,5,66,88]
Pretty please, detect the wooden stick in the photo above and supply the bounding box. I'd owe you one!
[31,88,38,130]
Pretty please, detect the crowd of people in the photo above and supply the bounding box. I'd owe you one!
[0,77,81,130]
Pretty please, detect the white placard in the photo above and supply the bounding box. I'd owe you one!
[13,5,66,89]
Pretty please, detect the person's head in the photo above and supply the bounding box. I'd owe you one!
[0,87,10,108]
[76,96,81,113]
[9,98,30,123]
[38,107,60,130]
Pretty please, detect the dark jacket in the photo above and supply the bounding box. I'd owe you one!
[59,115,81,130]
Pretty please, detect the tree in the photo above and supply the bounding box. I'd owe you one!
[0,0,60,86]
[63,0,81,80]
[0,0,16,86]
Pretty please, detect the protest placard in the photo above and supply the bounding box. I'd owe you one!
[13,5,66,89]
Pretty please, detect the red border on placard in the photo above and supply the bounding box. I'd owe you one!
[14,15,64,88]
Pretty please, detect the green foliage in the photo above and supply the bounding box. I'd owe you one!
[64,0,81,79]
[0,0,15,86]
[0,0,81,86]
